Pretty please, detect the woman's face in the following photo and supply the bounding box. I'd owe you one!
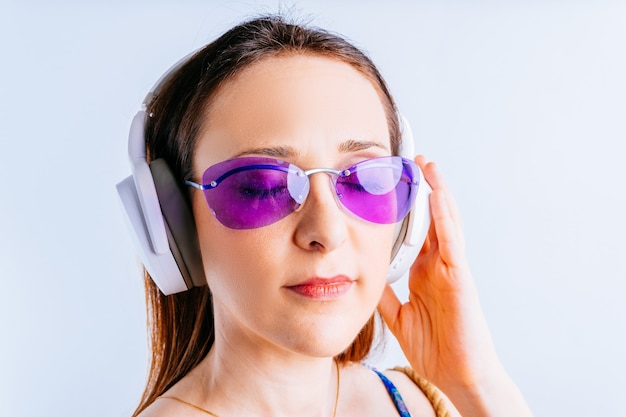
[191,54,395,359]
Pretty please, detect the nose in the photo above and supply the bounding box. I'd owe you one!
[293,173,348,253]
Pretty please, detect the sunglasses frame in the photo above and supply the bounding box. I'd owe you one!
[186,156,420,229]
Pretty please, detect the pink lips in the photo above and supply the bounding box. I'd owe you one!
[286,276,353,300]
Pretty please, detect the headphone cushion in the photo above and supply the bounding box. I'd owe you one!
[149,159,207,288]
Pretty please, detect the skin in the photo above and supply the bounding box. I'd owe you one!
[140,54,532,417]
[192,54,395,365]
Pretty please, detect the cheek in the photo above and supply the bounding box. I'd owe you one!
[192,191,397,355]
[192,193,284,301]
[345,223,396,321]
[358,224,396,282]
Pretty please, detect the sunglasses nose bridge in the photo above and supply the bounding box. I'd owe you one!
[295,167,344,208]
[285,167,338,215]
[304,167,343,189]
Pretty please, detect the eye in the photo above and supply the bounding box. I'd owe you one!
[232,169,291,200]
[337,177,366,193]
[338,177,392,195]
[337,169,399,196]
[238,184,290,199]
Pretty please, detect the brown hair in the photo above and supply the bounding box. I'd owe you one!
[133,15,400,416]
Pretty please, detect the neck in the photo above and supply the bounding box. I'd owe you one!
[184,330,340,417]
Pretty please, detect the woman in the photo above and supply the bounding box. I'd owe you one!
[123,15,533,417]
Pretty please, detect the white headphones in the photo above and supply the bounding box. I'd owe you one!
[116,54,432,295]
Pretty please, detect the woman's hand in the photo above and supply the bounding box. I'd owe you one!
[378,156,533,417]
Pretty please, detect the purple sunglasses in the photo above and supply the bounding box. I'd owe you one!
[186,156,420,229]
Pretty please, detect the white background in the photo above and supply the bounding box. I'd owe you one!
[1,1,625,416]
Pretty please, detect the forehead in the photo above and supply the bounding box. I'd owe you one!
[194,54,390,169]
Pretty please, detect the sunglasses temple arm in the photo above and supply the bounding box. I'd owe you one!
[185,180,210,190]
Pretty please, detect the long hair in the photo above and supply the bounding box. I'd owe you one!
[133,15,401,416]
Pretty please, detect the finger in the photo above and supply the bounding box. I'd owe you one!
[419,159,447,191]
[414,156,436,251]
[427,203,439,252]
[430,187,465,266]
[414,154,428,171]
[423,161,463,233]
[377,284,403,335]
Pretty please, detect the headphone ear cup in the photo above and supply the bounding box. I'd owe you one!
[116,157,206,295]
[387,115,432,284]
[149,159,207,290]
[116,173,190,295]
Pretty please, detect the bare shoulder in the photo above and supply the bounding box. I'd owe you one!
[382,368,462,417]
[377,368,436,417]
[340,363,452,417]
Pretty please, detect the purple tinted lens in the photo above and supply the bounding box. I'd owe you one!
[336,157,419,224]
[202,158,307,229]
[199,156,418,229]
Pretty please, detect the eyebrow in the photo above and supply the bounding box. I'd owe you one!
[338,139,389,153]
[233,146,296,158]
[234,139,388,159]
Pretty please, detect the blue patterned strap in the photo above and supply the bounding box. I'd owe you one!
[371,368,412,417]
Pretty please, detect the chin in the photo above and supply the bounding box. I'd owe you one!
[277,314,373,359]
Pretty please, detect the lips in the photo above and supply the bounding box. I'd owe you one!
[285,276,353,300]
